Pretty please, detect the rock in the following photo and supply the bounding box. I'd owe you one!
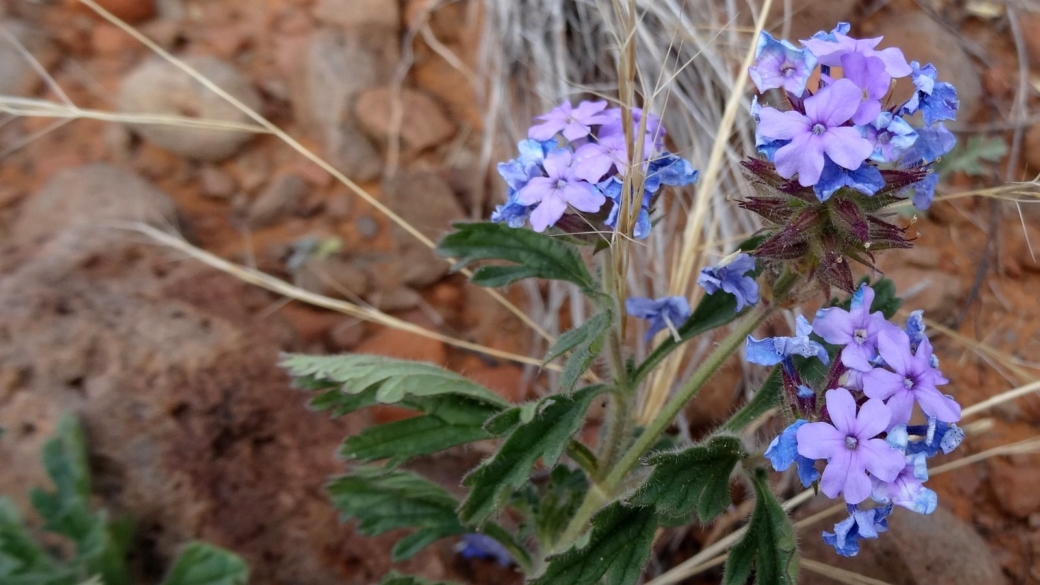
[248,175,308,228]
[873,12,982,121]
[313,0,400,29]
[326,118,383,182]
[118,55,262,161]
[382,171,465,287]
[354,87,455,152]
[355,323,448,365]
[325,192,352,221]
[371,286,422,312]
[763,0,858,42]
[0,20,55,96]
[13,164,178,246]
[328,319,366,351]
[990,456,1040,518]
[297,27,398,136]
[199,166,237,199]
[296,256,371,298]
[799,506,1007,585]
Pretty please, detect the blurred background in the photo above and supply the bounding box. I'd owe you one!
[1,0,1039,583]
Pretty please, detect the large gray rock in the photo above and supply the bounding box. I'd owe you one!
[118,56,262,161]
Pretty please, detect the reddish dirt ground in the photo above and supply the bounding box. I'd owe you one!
[1,0,1040,583]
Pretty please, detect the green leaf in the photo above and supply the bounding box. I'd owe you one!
[543,312,611,364]
[632,236,766,384]
[629,435,744,522]
[436,222,595,290]
[935,135,1006,177]
[341,395,501,463]
[327,467,466,562]
[532,467,589,551]
[554,314,610,394]
[160,543,248,585]
[0,498,54,578]
[723,469,799,585]
[379,572,460,585]
[720,369,782,433]
[460,385,605,525]
[530,502,657,585]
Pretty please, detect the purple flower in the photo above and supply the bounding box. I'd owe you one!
[746,315,830,366]
[573,133,633,183]
[813,284,900,371]
[871,453,938,514]
[497,139,553,190]
[797,388,905,505]
[491,192,533,228]
[751,96,788,161]
[823,504,893,557]
[862,330,960,425]
[764,420,821,488]
[528,100,613,142]
[645,152,699,192]
[516,149,606,232]
[859,112,917,163]
[697,253,759,311]
[599,107,665,150]
[838,52,890,125]
[801,29,912,79]
[748,31,818,96]
[598,177,652,239]
[901,62,959,125]
[456,533,512,566]
[626,295,691,341]
[813,158,885,202]
[757,79,874,187]
[903,123,955,165]
[910,174,939,210]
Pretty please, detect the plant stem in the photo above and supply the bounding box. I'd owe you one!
[554,303,773,550]
[596,391,631,481]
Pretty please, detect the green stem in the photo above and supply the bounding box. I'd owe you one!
[596,391,631,481]
[554,303,774,551]
[565,439,599,478]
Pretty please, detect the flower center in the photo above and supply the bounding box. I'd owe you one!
[853,328,868,345]
[845,436,859,450]
[903,376,915,390]
[878,131,892,145]
[555,179,568,190]
[811,123,827,136]
[781,63,796,78]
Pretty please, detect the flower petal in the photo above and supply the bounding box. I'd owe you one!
[560,183,605,212]
[915,387,962,423]
[858,438,905,482]
[877,329,913,374]
[515,177,554,205]
[822,127,874,170]
[825,387,858,434]
[758,107,810,140]
[805,79,862,127]
[853,398,892,439]
[528,195,568,232]
[862,367,904,401]
[796,422,845,460]
[820,449,852,499]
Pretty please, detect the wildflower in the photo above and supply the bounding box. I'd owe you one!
[838,52,890,125]
[515,148,606,232]
[823,504,893,557]
[860,112,917,164]
[748,31,818,96]
[456,534,512,566]
[903,123,955,165]
[573,133,637,183]
[906,418,964,458]
[796,388,905,504]
[757,79,874,187]
[901,62,959,125]
[800,29,911,78]
[746,315,830,366]
[813,158,885,202]
[812,284,900,371]
[626,296,691,342]
[905,310,925,348]
[862,330,960,425]
[909,174,938,211]
[871,453,938,514]
[491,192,534,228]
[497,139,553,190]
[528,100,612,142]
[644,153,699,192]
[764,420,821,488]
[751,96,787,161]
[599,107,666,153]
[697,253,759,311]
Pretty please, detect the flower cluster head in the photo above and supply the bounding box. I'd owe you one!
[743,23,959,294]
[491,101,698,236]
[754,284,964,557]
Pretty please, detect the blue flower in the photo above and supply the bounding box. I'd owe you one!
[645,152,699,193]
[626,295,692,341]
[809,22,852,43]
[910,173,939,210]
[491,191,534,228]
[871,453,938,514]
[746,315,830,366]
[902,62,959,125]
[905,309,926,349]
[823,504,893,557]
[906,418,964,458]
[599,177,652,239]
[813,157,885,202]
[859,112,917,163]
[456,534,512,566]
[496,139,554,190]
[748,31,818,96]
[764,420,821,488]
[751,96,788,162]
[904,123,956,165]
[697,253,759,311]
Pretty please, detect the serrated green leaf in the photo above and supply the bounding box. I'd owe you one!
[379,572,460,585]
[328,467,466,561]
[460,385,605,525]
[543,312,611,394]
[936,135,1006,177]
[720,369,782,433]
[530,503,657,585]
[532,467,589,551]
[159,543,248,585]
[629,435,744,522]
[0,498,53,578]
[436,222,595,290]
[723,469,799,585]
[483,401,540,436]
[632,236,766,384]
[543,312,611,365]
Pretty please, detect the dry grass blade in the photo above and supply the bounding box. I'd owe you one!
[801,559,895,585]
[76,0,555,346]
[961,378,1040,418]
[120,223,559,374]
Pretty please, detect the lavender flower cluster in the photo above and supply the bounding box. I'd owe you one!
[492,101,698,234]
[754,284,964,557]
[749,22,958,208]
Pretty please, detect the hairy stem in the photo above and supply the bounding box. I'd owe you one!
[596,391,631,481]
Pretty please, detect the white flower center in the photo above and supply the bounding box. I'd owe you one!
[811,123,827,136]
[781,63,796,78]
[555,179,568,190]
[853,328,868,344]
[845,436,859,450]
[903,376,915,390]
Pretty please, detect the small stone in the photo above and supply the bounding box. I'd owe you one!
[990,457,1040,518]
[313,0,400,29]
[381,171,464,287]
[371,287,422,312]
[199,167,237,199]
[356,215,379,239]
[91,22,137,56]
[138,19,182,49]
[118,55,262,161]
[326,192,352,220]
[325,118,383,182]
[248,175,308,228]
[296,257,370,298]
[354,87,455,152]
[327,319,365,351]
[982,67,1012,99]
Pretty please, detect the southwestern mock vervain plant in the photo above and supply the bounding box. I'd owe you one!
[278,21,965,585]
